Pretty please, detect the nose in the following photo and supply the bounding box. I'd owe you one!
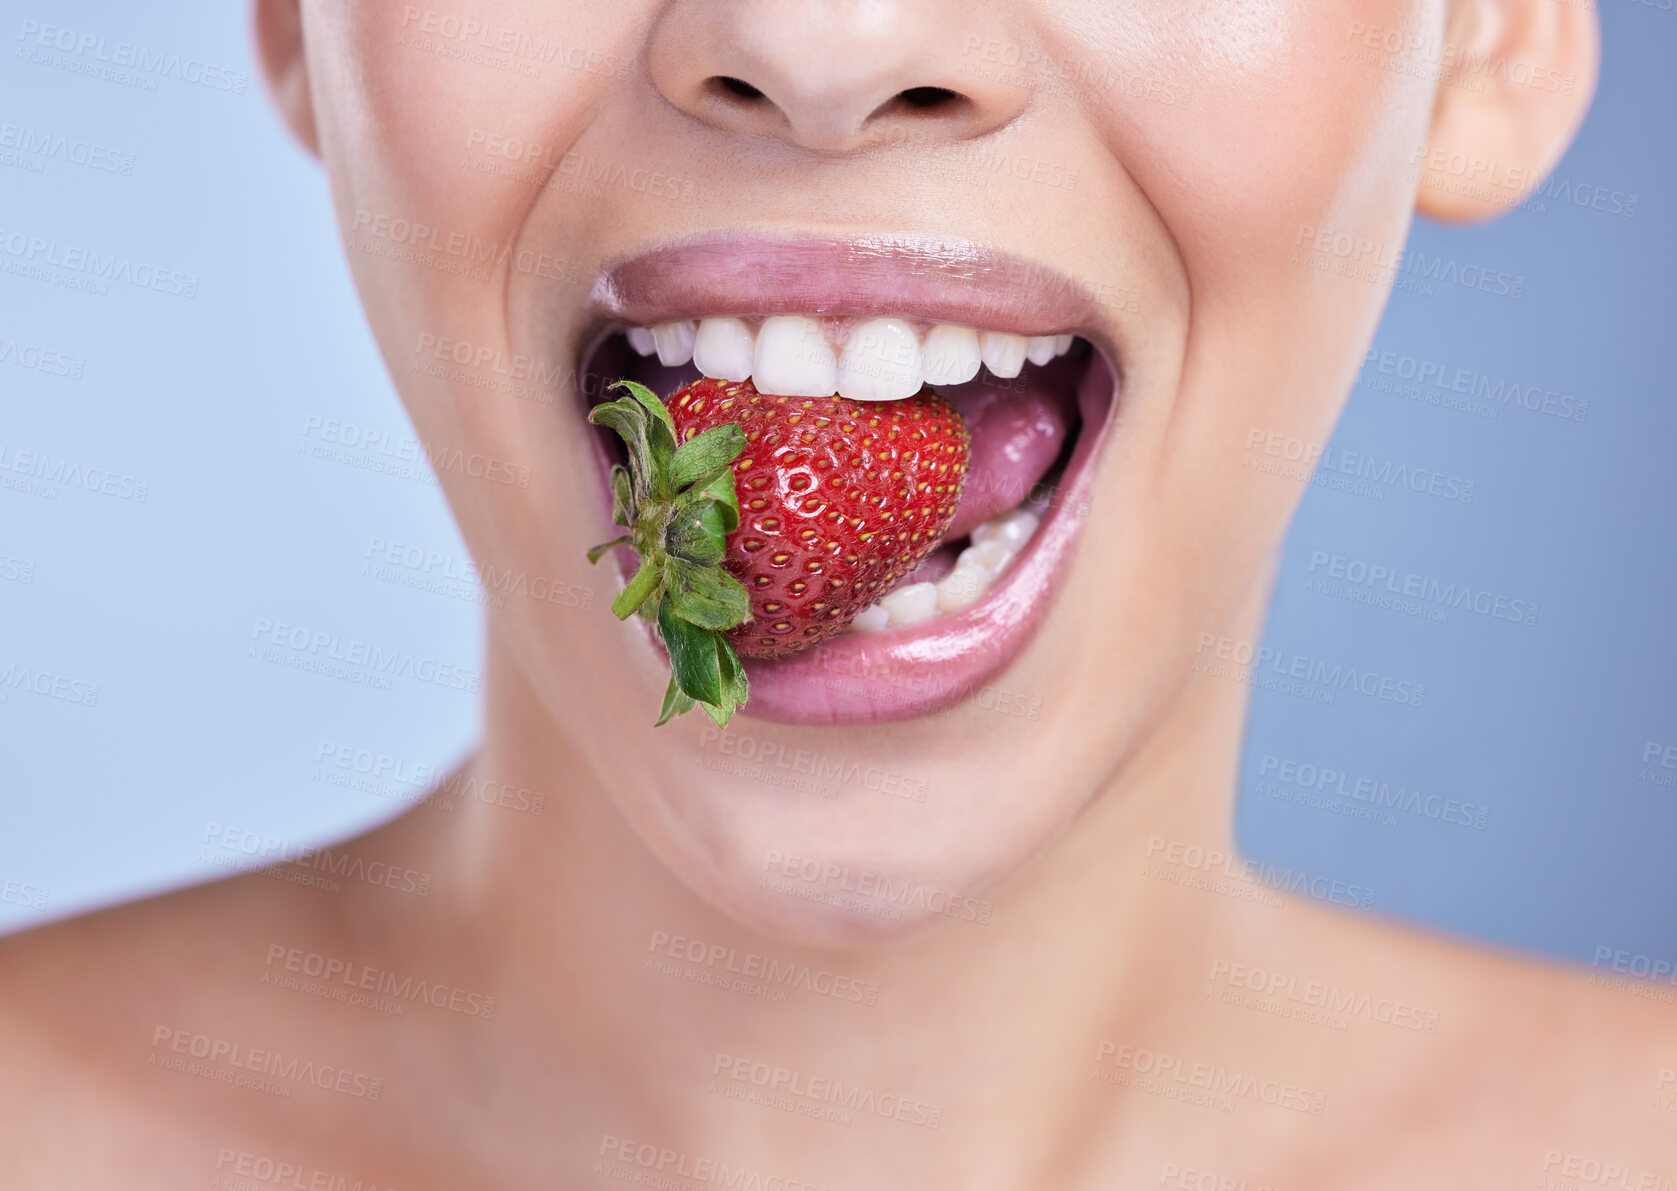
[646,1,1031,155]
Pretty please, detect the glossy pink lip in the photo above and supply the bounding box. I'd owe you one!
[590,231,1115,340]
[582,232,1123,726]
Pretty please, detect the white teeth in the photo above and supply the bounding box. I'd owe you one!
[961,538,1016,573]
[979,331,1028,379]
[838,318,924,402]
[847,603,892,634]
[879,581,940,628]
[1025,335,1058,366]
[935,564,987,614]
[921,324,982,386]
[971,508,1040,552]
[844,503,1044,633]
[651,320,697,366]
[692,317,755,382]
[624,319,1081,398]
[753,315,838,397]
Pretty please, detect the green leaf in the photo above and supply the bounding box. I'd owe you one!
[673,466,740,533]
[658,598,723,706]
[615,380,677,495]
[609,463,634,527]
[586,535,631,565]
[588,400,653,496]
[669,423,745,491]
[655,673,696,726]
[717,634,750,708]
[663,557,751,630]
[610,557,661,620]
[645,421,677,496]
[693,500,731,549]
[700,696,735,730]
[615,379,677,440]
[664,506,726,566]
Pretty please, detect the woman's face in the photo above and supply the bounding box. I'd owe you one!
[288,0,1476,944]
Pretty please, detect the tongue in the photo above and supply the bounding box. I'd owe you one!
[937,362,1078,541]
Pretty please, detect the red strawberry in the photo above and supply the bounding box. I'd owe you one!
[587,377,969,726]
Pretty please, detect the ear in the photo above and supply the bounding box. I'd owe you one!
[1414,0,1599,224]
[253,0,320,157]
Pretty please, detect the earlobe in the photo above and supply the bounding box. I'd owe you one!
[253,0,320,158]
[1413,0,1599,224]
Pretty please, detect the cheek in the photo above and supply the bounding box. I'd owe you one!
[1085,0,1443,268]
[302,0,627,358]
[303,2,642,568]
[1091,0,1445,486]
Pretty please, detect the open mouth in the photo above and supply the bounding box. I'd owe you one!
[577,234,1120,725]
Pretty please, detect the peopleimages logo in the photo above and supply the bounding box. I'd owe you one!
[1357,348,1590,422]
[0,227,199,298]
[698,724,929,802]
[0,122,135,175]
[249,618,482,693]
[1194,633,1426,709]
[1,878,49,910]
[1257,754,1490,830]
[149,1026,381,1099]
[1293,224,1525,299]
[398,7,618,76]
[1591,946,1677,986]
[0,661,100,707]
[15,19,251,93]
[1208,958,1441,1034]
[760,850,992,924]
[213,1149,396,1191]
[263,943,495,1019]
[0,442,148,502]
[1094,1041,1327,1116]
[1306,551,1537,627]
[1144,836,1375,910]
[596,1134,833,1191]
[647,930,880,1006]
[1538,1151,1675,1191]
[710,1051,943,1129]
[1245,428,1476,504]
[0,337,85,379]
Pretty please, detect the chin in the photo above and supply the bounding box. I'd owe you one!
[610,730,1074,948]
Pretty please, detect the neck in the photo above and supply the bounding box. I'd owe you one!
[413,586,1275,1182]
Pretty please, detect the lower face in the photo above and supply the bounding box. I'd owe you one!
[309,0,1441,944]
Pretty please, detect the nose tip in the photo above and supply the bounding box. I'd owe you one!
[647,2,1030,154]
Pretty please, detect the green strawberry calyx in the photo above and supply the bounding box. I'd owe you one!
[585,380,752,727]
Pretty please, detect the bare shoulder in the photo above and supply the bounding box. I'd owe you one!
[1305,908,1677,1186]
[0,866,378,1188]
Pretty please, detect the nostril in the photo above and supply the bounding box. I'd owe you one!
[866,86,971,125]
[896,86,960,110]
[711,75,766,101]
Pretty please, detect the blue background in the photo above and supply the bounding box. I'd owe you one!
[1,0,1672,967]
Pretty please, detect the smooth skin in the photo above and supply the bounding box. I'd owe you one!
[4,1,1673,1187]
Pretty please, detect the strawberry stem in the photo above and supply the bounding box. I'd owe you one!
[586,380,752,727]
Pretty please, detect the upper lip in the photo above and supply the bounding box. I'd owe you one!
[582,230,1124,365]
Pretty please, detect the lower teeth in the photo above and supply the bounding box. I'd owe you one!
[844,505,1042,634]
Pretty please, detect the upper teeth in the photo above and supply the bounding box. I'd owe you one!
[624,315,1078,400]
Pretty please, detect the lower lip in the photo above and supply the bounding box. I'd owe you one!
[731,357,1116,726]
